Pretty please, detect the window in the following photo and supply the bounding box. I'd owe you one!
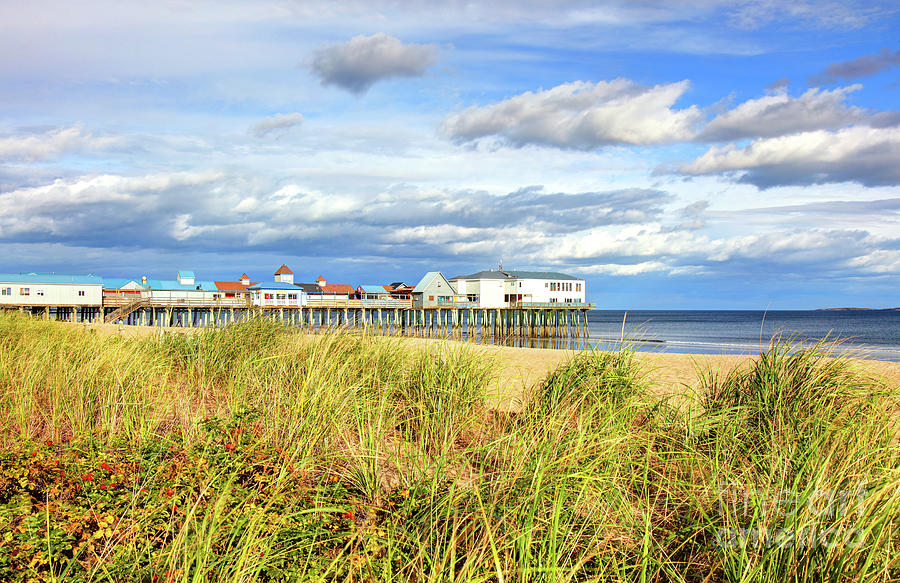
[429,295,434,301]
[576,283,581,292]
[288,294,297,300]
[1,287,10,296]
[545,282,548,288]
[20,288,29,296]
[276,294,286,300]
[265,293,274,300]
[78,290,85,297]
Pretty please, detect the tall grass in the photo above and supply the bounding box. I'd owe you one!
[0,312,898,582]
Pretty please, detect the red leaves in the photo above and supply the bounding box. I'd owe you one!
[100,462,112,472]
[165,487,174,497]
[344,510,354,520]
[81,473,94,482]
[224,443,235,452]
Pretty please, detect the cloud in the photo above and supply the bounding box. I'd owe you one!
[727,1,883,31]
[441,79,702,148]
[250,113,305,137]
[309,33,437,95]
[697,85,866,141]
[680,126,900,188]
[811,48,900,84]
[0,125,118,161]
[765,77,791,91]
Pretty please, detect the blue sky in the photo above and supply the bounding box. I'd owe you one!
[1,0,898,308]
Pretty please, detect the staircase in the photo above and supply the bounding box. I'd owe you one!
[104,298,148,323]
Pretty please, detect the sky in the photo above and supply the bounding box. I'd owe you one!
[1,0,899,309]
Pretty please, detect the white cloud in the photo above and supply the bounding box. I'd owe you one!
[250,113,305,137]
[0,125,118,161]
[441,79,703,148]
[680,126,900,187]
[310,33,437,95]
[698,85,867,141]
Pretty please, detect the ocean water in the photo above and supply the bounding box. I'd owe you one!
[586,310,900,362]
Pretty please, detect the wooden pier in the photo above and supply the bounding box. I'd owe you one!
[2,302,594,343]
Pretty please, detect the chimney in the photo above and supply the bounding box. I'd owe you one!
[141,276,147,285]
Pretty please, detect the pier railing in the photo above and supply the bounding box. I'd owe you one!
[518,301,596,309]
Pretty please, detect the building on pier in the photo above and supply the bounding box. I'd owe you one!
[449,269,587,308]
[248,281,306,307]
[213,274,257,303]
[386,282,414,300]
[0,273,103,307]
[297,275,355,305]
[412,271,471,308]
[143,271,219,306]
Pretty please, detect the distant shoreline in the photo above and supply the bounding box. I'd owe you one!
[818,307,900,311]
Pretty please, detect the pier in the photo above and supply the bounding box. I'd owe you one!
[2,299,594,343]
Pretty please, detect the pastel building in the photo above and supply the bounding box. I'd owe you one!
[0,273,103,307]
[449,269,586,308]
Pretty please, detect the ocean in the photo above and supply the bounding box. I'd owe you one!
[584,310,900,362]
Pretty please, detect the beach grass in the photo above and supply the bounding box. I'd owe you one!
[1,312,898,582]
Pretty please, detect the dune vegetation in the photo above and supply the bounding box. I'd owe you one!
[0,312,898,582]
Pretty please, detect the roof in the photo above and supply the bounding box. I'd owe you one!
[248,282,304,291]
[322,283,354,294]
[504,270,580,280]
[214,281,258,291]
[449,270,515,281]
[0,273,103,285]
[145,279,217,291]
[297,282,354,294]
[103,278,143,290]
[274,264,293,275]
[389,282,407,288]
[240,273,250,279]
[358,284,390,294]
[450,269,580,281]
[177,270,195,278]
[413,271,454,293]
[316,276,326,282]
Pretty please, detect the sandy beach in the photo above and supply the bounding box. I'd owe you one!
[75,322,900,412]
[398,336,900,411]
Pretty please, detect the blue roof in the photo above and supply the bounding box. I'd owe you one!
[145,279,217,291]
[177,270,195,278]
[248,282,304,291]
[359,285,388,294]
[0,273,102,285]
[102,278,143,290]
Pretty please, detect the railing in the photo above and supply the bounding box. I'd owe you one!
[361,298,413,308]
[305,297,362,308]
[435,300,478,308]
[255,299,302,307]
[145,296,250,308]
[517,302,596,309]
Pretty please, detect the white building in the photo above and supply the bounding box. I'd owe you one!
[449,269,586,308]
[0,273,103,306]
[248,282,306,307]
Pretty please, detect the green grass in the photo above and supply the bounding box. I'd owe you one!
[0,312,898,582]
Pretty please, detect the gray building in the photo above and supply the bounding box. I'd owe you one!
[412,271,461,308]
